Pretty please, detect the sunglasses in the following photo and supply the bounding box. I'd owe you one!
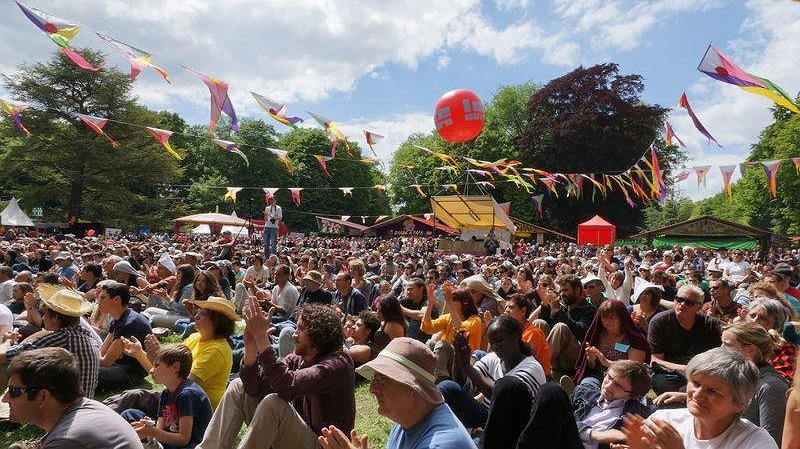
[6,385,39,399]
[674,296,702,306]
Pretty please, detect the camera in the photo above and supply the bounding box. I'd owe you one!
[269,218,276,224]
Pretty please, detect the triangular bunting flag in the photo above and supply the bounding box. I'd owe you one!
[339,187,354,197]
[146,127,182,160]
[288,188,303,206]
[694,165,712,188]
[267,148,293,174]
[262,188,279,203]
[212,139,249,166]
[719,165,737,198]
[760,160,782,198]
[76,113,119,148]
[223,187,243,203]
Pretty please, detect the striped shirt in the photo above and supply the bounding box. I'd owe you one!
[465,353,546,409]
[5,324,100,398]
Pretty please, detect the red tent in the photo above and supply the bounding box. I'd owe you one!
[577,215,616,246]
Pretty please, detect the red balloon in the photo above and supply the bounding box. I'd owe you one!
[86,229,96,237]
[434,89,485,143]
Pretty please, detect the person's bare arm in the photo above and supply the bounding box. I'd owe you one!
[650,353,685,372]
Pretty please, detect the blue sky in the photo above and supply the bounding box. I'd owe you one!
[1,0,798,200]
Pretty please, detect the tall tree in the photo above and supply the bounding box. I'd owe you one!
[516,64,672,235]
[0,50,184,227]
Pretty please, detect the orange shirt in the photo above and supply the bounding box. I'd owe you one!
[522,321,552,377]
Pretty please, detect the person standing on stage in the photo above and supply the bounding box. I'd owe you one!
[263,197,283,258]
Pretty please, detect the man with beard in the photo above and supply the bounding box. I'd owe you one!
[536,274,597,380]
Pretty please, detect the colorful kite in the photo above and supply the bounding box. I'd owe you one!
[223,187,243,203]
[262,188,279,203]
[339,187,354,197]
[664,122,686,148]
[1,98,32,137]
[267,148,293,174]
[251,92,303,128]
[146,127,182,160]
[288,188,303,206]
[694,165,712,188]
[531,194,544,218]
[467,169,494,180]
[413,145,459,169]
[476,181,495,190]
[719,165,737,198]
[341,216,351,222]
[698,45,799,114]
[95,32,170,84]
[16,1,101,71]
[793,157,800,175]
[678,93,721,147]
[363,130,383,157]
[761,160,782,198]
[212,139,248,166]
[313,155,333,178]
[184,67,238,135]
[307,111,351,157]
[76,113,119,148]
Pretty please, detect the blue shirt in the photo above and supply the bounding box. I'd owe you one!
[109,308,152,377]
[158,379,212,449]
[386,403,476,449]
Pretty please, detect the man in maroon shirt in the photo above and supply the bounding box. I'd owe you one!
[197,300,354,449]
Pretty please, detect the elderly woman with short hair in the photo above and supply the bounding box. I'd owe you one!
[624,347,778,449]
[744,298,798,383]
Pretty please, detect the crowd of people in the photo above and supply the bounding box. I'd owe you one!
[0,226,799,449]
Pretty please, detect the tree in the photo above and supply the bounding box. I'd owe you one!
[0,49,184,227]
[516,64,674,235]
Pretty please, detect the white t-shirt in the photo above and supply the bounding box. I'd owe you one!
[271,281,300,315]
[245,265,270,285]
[0,303,13,336]
[726,261,751,283]
[648,409,778,449]
[468,352,546,409]
[264,205,283,228]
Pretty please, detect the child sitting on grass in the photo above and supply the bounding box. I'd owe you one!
[122,344,212,449]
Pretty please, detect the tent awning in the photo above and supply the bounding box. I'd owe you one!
[173,212,248,227]
[430,195,516,233]
[1,198,35,227]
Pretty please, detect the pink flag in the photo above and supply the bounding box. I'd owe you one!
[313,155,333,178]
[694,165,712,188]
[184,67,238,134]
[288,188,303,206]
[678,93,722,147]
[262,188,279,203]
[146,127,182,160]
[76,113,119,148]
[664,121,686,148]
[792,157,800,175]
[719,165,737,198]
[761,160,782,198]
[674,171,690,183]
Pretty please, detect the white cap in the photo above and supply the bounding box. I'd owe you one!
[158,252,176,273]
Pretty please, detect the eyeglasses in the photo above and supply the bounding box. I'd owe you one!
[674,296,702,306]
[6,385,39,399]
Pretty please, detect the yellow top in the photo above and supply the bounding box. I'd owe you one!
[183,332,233,409]
[421,313,483,351]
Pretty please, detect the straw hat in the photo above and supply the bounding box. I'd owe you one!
[36,286,93,317]
[183,296,238,321]
[356,337,444,405]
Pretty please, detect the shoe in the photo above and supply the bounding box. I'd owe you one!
[558,375,575,396]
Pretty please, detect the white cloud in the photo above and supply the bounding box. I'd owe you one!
[493,0,531,11]
[437,55,451,70]
[671,1,800,200]
[551,0,725,52]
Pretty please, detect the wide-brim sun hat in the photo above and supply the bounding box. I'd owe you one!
[303,270,323,286]
[113,260,140,277]
[356,337,444,405]
[37,285,93,317]
[183,296,239,321]
[631,281,664,303]
[462,274,502,301]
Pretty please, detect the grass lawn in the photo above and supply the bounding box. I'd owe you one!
[2,374,393,448]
